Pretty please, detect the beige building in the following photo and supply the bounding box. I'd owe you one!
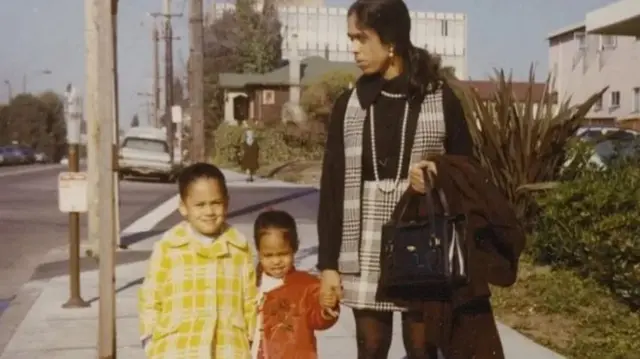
[208,2,468,79]
[548,0,640,129]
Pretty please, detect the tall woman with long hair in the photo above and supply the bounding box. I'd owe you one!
[316,0,474,358]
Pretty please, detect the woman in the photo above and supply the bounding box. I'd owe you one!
[239,129,259,182]
[316,0,473,358]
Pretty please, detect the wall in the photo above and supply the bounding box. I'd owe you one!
[209,3,468,79]
[251,87,289,124]
[549,28,640,120]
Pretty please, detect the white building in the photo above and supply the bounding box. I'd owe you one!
[208,2,468,79]
[548,0,640,127]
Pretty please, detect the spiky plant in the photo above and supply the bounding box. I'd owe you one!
[447,66,606,224]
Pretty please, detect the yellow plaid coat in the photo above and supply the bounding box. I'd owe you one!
[138,222,258,359]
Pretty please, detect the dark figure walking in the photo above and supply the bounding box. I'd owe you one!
[240,129,259,182]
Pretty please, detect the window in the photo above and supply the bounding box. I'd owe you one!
[122,138,168,153]
[262,90,275,105]
[633,87,640,112]
[440,20,449,37]
[601,35,617,49]
[610,91,621,108]
[574,32,586,50]
[594,97,603,111]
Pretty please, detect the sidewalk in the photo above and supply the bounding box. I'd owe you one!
[0,172,565,358]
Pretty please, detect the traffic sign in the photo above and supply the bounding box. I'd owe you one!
[58,172,88,213]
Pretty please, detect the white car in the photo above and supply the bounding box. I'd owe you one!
[118,127,178,182]
[570,126,639,168]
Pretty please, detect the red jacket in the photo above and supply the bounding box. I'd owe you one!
[257,270,339,359]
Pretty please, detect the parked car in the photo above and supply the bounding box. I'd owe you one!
[34,152,49,163]
[575,125,640,141]
[0,146,23,165]
[573,128,640,168]
[118,127,178,182]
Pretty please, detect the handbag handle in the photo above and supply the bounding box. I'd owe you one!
[392,167,450,223]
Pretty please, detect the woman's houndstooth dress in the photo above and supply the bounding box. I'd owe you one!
[339,88,447,312]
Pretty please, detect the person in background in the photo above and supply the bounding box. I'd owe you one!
[252,209,339,359]
[138,163,257,359]
[240,129,260,182]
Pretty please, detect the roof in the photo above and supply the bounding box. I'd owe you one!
[218,56,361,89]
[547,21,586,40]
[456,80,550,103]
[124,126,166,140]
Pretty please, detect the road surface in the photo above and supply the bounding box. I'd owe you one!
[0,164,175,314]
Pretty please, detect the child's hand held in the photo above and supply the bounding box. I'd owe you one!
[320,291,338,308]
[321,307,339,319]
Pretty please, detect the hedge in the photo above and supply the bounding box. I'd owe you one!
[210,122,325,168]
[531,162,640,309]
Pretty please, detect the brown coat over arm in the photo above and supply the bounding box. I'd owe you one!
[410,154,526,359]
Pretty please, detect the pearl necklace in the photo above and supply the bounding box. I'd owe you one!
[381,90,405,99]
[369,91,409,193]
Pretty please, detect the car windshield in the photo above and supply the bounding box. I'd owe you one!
[123,137,168,153]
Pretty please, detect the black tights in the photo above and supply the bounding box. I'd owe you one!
[353,309,439,359]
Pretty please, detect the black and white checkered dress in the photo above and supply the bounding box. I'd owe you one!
[339,88,447,312]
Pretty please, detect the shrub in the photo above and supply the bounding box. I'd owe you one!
[447,67,606,225]
[531,162,640,309]
[211,122,324,168]
[301,69,356,126]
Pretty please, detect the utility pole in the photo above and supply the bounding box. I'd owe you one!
[86,0,117,357]
[152,24,161,127]
[165,0,174,164]
[189,0,205,162]
[137,92,154,125]
[151,0,181,163]
[112,0,122,251]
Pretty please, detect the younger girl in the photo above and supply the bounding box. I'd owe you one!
[251,209,339,359]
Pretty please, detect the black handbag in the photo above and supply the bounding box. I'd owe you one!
[377,170,468,301]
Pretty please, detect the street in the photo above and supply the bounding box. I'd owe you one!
[0,165,175,314]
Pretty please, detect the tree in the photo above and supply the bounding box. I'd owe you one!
[301,69,357,126]
[0,104,9,145]
[130,114,140,127]
[197,0,282,134]
[448,66,606,225]
[2,92,66,161]
[38,91,66,161]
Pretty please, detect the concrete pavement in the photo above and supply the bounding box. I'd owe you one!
[0,170,565,358]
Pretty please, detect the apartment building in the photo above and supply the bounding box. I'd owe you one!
[548,0,640,128]
[208,1,468,79]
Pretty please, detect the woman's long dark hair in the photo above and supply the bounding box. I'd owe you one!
[348,0,442,100]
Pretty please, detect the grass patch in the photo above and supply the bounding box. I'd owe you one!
[491,257,640,358]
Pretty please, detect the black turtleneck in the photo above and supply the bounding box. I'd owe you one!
[316,73,473,271]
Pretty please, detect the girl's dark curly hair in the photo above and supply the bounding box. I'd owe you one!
[348,0,442,100]
[253,209,299,286]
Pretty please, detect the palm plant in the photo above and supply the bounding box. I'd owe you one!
[446,66,606,224]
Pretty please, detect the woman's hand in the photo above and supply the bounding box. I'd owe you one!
[319,269,342,316]
[409,160,437,194]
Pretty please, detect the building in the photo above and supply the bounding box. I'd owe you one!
[218,56,548,126]
[548,0,640,129]
[219,56,359,124]
[208,2,467,79]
